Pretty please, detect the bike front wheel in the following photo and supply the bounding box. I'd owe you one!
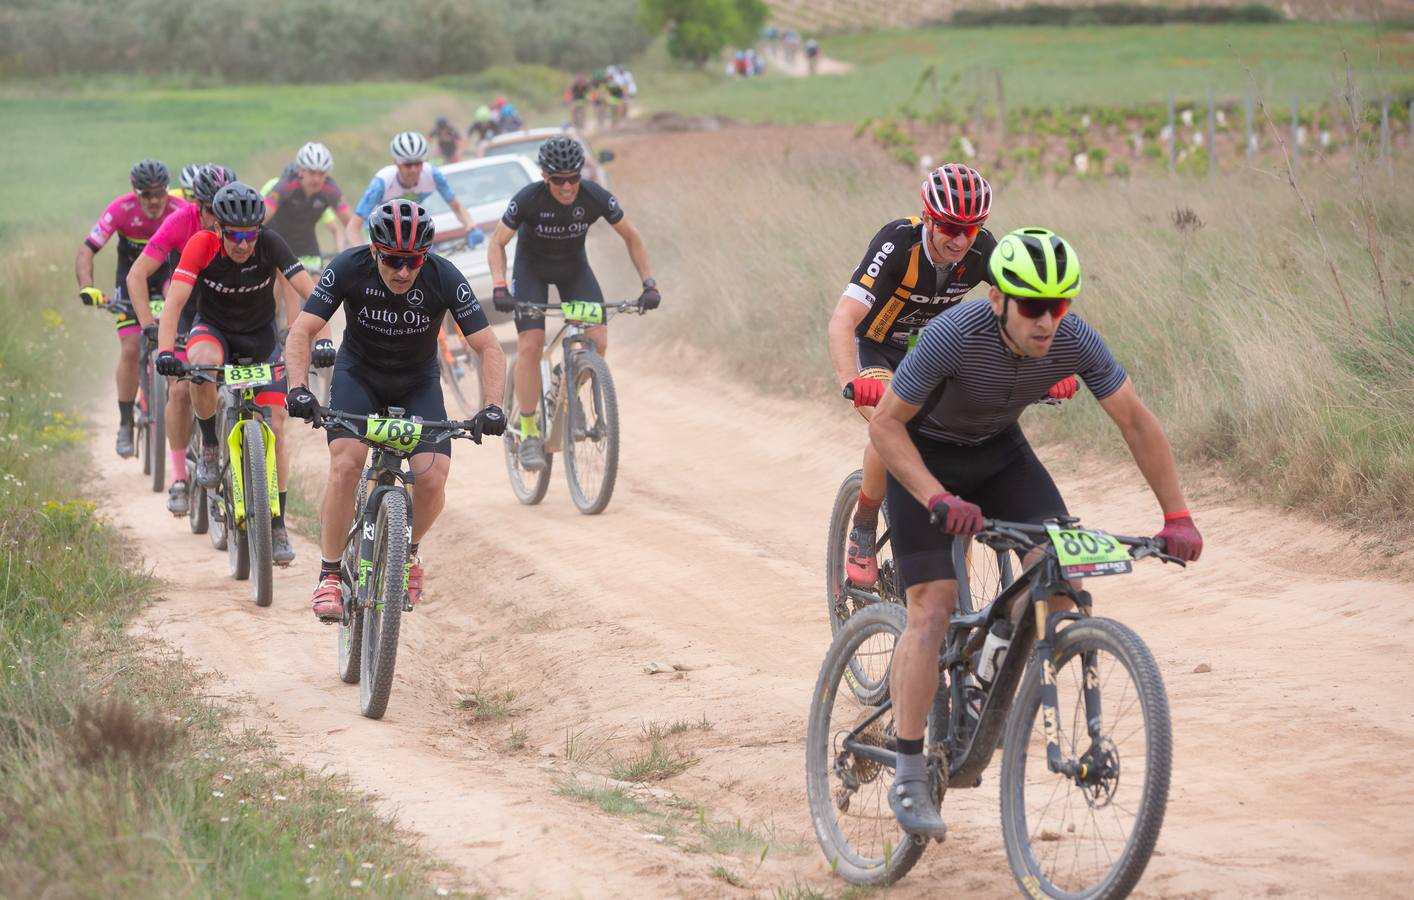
[187,425,209,535]
[806,601,932,887]
[243,420,274,607]
[999,617,1172,900]
[562,351,619,515]
[359,490,409,719]
[503,359,552,505]
[149,373,167,493]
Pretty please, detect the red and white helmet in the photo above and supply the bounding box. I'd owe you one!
[921,163,992,225]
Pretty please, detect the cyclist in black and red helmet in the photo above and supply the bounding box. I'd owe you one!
[827,163,1015,589]
[283,199,507,622]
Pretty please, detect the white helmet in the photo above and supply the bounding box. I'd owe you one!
[295,141,334,172]
[389,131,429,164]
[179,162,203,191]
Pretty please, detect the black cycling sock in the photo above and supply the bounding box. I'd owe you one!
[897,736,924,756]
[197,414,218,446]
[118,400,135,426]
[320,558,341,580]
[853,491,882,529]
[272,492,288,527]
[408,542,420,558]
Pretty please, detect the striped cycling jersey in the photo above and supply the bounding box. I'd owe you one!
[892,299,1129,446]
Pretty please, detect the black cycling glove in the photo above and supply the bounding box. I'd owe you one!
[492,285,514,314]
[311,338,337,368]
[155,351,183,377]
[470,404,506,441]
[285,385,319,421]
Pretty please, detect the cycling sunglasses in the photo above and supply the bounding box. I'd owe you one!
[222,227,261,244]
[397,160,424,169]
[1007,295,1071,320]
[545,172,581,186]
[376,248,427,271]
[137,189,168,201]
[928,217,983,240]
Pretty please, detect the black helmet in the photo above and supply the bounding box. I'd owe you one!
[537,136,585,173]
[192,164,238,204]
[130,159,170,191]
[211,182,265,228]
[367,199,435,253]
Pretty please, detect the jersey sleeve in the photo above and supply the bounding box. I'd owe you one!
[264,230,305,279]
[432,168,455,203]
[1070,318,1129,401]
[844,220,911,308]
[891,313,965,406]
[439,260,489,337]
[85,202,120,253]
[502,184,534,229]
[585,181,624,225]
[143,207,193,261]
[971,230,998,287]
[325,180,348,213]
[303,251,352,320]
[263,176,290,210]
[354,176,387,219]
[171,231,223,286]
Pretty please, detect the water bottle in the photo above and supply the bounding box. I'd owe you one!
[975,620,1014,686]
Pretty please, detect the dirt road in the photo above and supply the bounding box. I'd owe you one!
[89,321,1414,898]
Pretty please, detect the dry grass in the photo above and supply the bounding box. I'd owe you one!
[619,126,1414,524]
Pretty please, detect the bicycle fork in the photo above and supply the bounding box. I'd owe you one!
[1032,599,1108,786]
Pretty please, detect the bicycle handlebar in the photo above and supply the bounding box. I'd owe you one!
[310,406,490,446]
[973,517,1187,567]
[512,298,644,317]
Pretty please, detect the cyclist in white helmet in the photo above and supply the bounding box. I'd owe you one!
[263,141,352,268]
[346,131,484,250]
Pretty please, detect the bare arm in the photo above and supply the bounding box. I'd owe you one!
[610,215,653,282]
[345,214,366,247]
[333,207,353,251]
[124,252,164,328]
[828,294,870,388]
[464,326,506,408]
[284,311,326,390]
[157,278,194,352]
[488,220,515,285]
[1096,378,1189,515]
[75,244,97,290]
[868,388,942,507]
[448,197,478,232]
[280,269,330,343]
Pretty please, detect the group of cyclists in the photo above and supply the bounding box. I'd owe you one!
[78,127,658,620]
[78,111,1203,848]
[565,67,636,131]
[433,97,528,162]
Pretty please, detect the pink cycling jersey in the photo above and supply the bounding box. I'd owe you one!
[142,201,206,262]
[87,191,186,251]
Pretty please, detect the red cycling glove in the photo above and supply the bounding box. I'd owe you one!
[1048,375,1078,400]
[849,376,886,409]
[1155,512,1202,561]
[927,491,983,536]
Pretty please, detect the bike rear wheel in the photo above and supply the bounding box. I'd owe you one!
[1000,617,1172,900]
[149,373,167,492]
[359,490,408,719]
[503,359,552,505]
[562,351,619,515]
[806,602,933,887]
[243,421,274,607]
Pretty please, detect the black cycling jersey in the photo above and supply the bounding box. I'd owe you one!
[845,218,997,351]
[501,179,624,264]
[173,229,303,336]
[265,174,346,258]
[304,246,488,374]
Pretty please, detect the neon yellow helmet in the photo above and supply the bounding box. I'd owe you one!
[474,105,493,122]
[989,228,1082,299]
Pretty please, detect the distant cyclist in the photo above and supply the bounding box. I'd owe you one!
[283,199,507,620]
[469,105,498,143]
[76,159,187,458]
[428,116,462,163]
[128,163,235,514]
[155,182,323,565]
[487,136,659,472]
[176,163,203,202]
[868,227,1203,839]
[346,131,484,251]
[263,141,352,269]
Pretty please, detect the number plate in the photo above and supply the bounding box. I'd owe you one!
[224,364,274,387]
[364,416,423,452]
[561,301,604,324]
[1046,525,1132,578]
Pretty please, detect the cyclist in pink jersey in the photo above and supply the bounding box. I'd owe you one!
[76,159,187,459]
[125,164,234,514]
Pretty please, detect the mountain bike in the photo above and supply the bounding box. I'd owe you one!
[504,298,645,515]
[437,313,482,418]
[180,362,285,607]
[313,405,491,719]
[807,516,1181,897]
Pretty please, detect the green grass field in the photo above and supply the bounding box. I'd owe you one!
[640,22,1414,123]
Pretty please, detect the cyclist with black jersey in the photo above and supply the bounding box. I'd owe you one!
[487,136,660,471]
[155,182,324,565]
[263,142,352,267]
[829,164,1078,589]
[284,199,507,621]
[865,227,1203,839]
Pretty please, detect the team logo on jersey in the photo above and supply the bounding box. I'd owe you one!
[320,268,336,288]
[608,196,619,211]
[507,200,518,218]
[572,206,584,219]
[406,288,424,307]
[455,283,473,307]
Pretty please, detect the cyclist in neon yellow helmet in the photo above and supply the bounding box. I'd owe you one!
[865,225,1202,839]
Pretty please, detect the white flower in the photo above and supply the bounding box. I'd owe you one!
[211,791,225,798]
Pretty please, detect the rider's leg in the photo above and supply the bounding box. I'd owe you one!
[185,339,222,424]
[115,330,140,405]
[514,328,545,424]
[407,452,450,544]
[167,379,192,477]
[270,405,289,491]
[891,578,958,743]
[319,439,366,561]
[564,260,607,356]
[858,436,887,523]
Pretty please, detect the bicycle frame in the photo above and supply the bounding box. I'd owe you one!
[185,365,282,527]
